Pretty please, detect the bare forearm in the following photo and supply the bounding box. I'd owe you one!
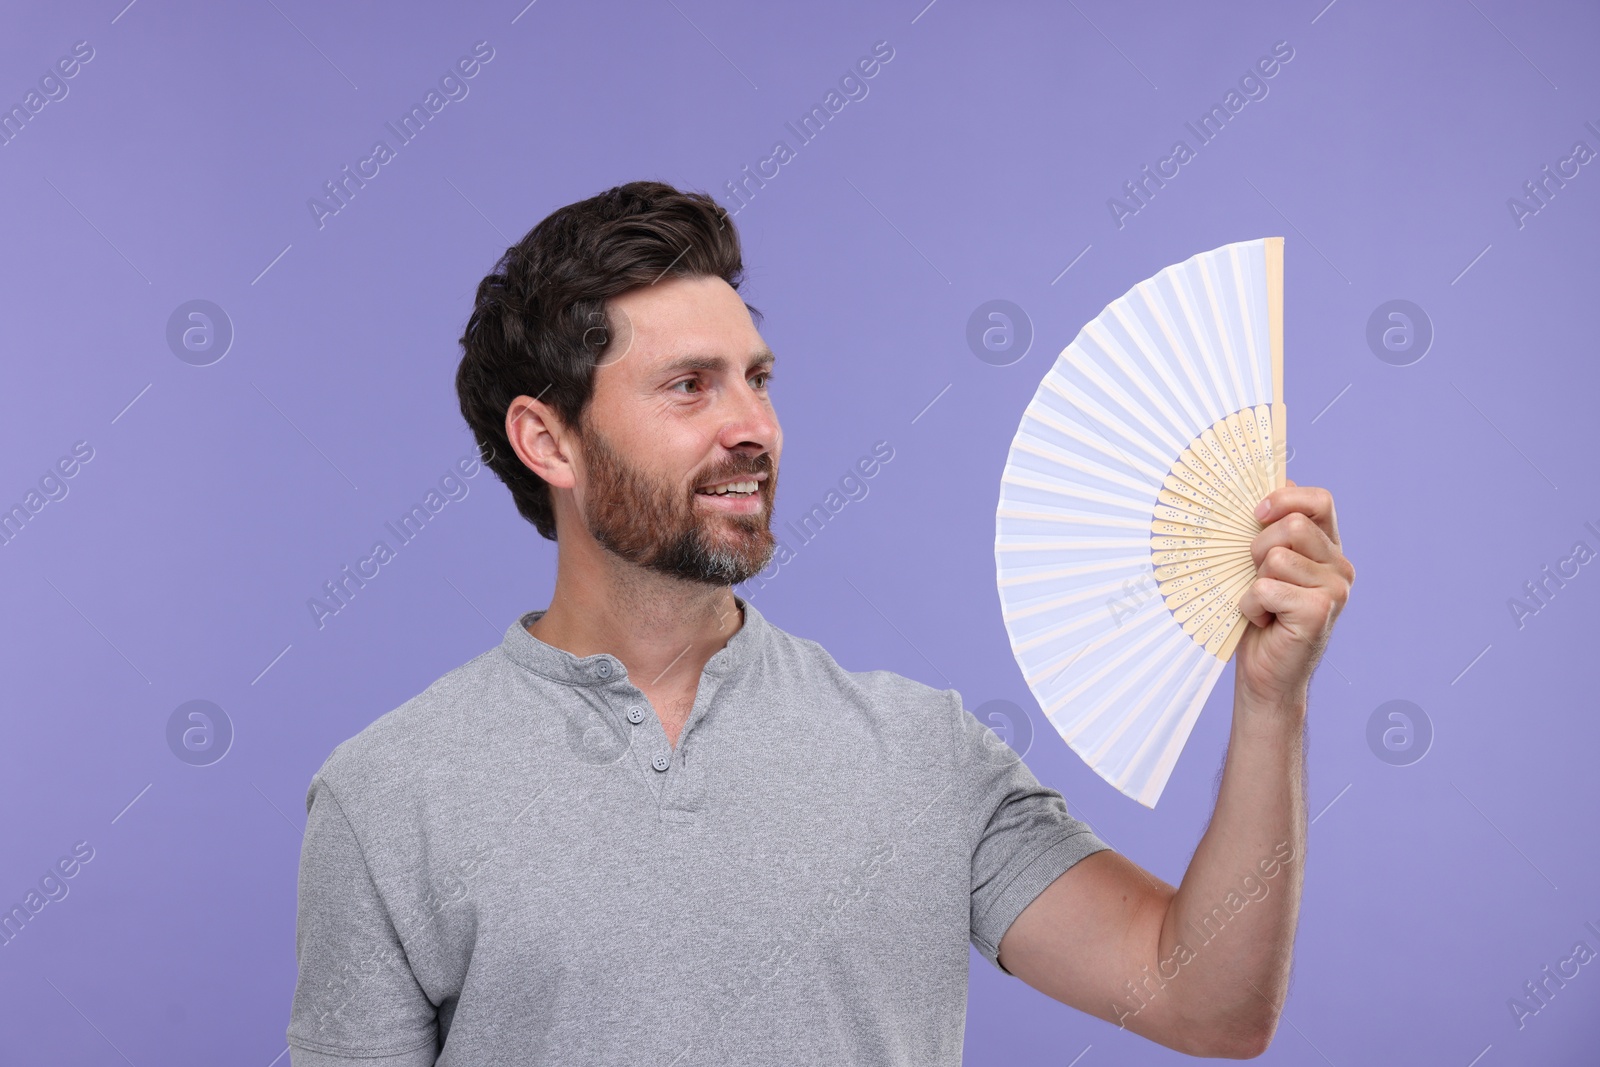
[1157,691,1308,1052]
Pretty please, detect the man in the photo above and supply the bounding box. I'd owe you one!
[287,181,1353,1064]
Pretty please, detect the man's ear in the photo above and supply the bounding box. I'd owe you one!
[506,395,579,490]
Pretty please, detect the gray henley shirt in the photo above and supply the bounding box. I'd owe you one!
[287,594,1113,1065]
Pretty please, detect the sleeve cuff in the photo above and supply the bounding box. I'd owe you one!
[971,828,1114,975]
[288,1034,437,1065]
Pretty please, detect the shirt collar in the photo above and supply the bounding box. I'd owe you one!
[498,592,766,687]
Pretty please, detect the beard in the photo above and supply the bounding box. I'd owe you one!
[575,417,778,587]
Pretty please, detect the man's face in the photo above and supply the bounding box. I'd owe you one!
[569,274,781,587]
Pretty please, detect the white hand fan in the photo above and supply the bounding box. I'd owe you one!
[995,237,1285,808]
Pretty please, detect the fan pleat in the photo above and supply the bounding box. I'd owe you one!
[996,237,1284,808]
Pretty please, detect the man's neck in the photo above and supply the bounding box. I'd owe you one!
[527,565,745,697]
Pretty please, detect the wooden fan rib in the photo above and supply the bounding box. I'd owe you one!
[1193,423,1264,518]
[1157,478,1263,538]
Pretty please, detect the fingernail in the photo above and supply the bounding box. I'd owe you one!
[1254,498,1271,520]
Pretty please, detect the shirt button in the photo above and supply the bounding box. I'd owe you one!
[596,661,612,678]
[626,706,645,724]
[651,754,670,772]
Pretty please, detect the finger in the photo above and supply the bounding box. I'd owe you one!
[1254,543,1328,588]
[1254,485,1341,547]
[1252,510,1346,570]
[1237,576,1340,636]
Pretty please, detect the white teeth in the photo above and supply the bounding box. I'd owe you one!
[696,480,758,496]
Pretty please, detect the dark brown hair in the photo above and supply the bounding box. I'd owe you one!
[456,180,760,541]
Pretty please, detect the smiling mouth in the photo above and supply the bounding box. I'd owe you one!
[694,481,760,499]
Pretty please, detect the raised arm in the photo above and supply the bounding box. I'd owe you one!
[997,482,1353,1058]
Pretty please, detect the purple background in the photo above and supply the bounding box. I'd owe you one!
[2,0,1597,1063]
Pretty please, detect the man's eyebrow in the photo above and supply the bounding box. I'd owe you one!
[658,348,776,375]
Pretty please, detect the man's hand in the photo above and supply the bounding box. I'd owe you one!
[1236,479,1355,712]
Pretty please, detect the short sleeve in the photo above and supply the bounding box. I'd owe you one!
[953,694,1114,975]
[287,775,439,1065]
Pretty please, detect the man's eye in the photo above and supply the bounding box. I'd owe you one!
[672,378,700,394]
